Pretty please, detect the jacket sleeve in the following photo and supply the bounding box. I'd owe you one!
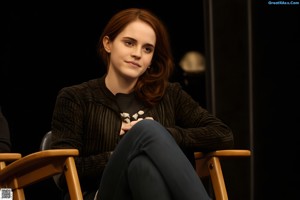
[164,83,234,152]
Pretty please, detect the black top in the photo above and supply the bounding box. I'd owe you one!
[116,92,145,123]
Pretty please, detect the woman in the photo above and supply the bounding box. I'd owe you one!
[50,8,234,200]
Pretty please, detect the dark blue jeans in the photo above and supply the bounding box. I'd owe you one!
[97,120,210,200]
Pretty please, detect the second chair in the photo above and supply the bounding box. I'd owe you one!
[0,133,83,200]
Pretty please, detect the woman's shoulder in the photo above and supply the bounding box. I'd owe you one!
[57,77,104,99]
[166,81,183,93]
[59,77,103,93]
[164,81,196,103]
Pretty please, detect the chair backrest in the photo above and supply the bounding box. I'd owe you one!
[40,131,65,192]
[40,131,52,150]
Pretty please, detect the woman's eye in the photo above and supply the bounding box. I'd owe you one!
[144,47,153,54]
[124,41,134,46]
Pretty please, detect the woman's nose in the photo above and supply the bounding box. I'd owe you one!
[131,46,142,58]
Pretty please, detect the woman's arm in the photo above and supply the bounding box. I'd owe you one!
[162,83,234,152]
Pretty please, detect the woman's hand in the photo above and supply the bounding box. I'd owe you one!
[119,117,154,136]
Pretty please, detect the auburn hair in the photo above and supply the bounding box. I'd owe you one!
[98,8,174,106]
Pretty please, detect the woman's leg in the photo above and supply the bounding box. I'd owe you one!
[98,120,210,200]
[128,154,172,200]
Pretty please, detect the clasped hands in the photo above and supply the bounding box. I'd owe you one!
[120,117,154,136]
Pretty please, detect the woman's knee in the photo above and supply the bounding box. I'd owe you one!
[130,119,169,139]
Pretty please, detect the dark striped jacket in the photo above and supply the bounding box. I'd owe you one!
[50,75,234,193]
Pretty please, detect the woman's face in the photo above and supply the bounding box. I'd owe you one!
[103,20,156,81]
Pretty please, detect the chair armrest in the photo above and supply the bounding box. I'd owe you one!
[0,149,78,189]
[0,153,22,170]
[194,149,251,178]
[194,149,251,159]
[0,153,22,161]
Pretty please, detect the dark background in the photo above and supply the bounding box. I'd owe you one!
[1,0,299,199]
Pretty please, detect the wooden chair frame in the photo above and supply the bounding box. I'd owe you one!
[0,149,83,200]
[194,149,251,200]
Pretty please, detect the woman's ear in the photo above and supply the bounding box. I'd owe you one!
[103,36,111,53]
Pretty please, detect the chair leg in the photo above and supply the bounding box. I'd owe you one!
[0,162,6,170]
[64,157,83,200]
[207,157,228,200]
[13,188,25,200]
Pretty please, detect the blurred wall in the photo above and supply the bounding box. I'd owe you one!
[204,0,299,200]
[203,0,251,199]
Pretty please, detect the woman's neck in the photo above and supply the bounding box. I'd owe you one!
[105,73,137,95]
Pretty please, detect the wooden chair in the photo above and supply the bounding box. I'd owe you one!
[0,149,83,200]
[194,149,251,200]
